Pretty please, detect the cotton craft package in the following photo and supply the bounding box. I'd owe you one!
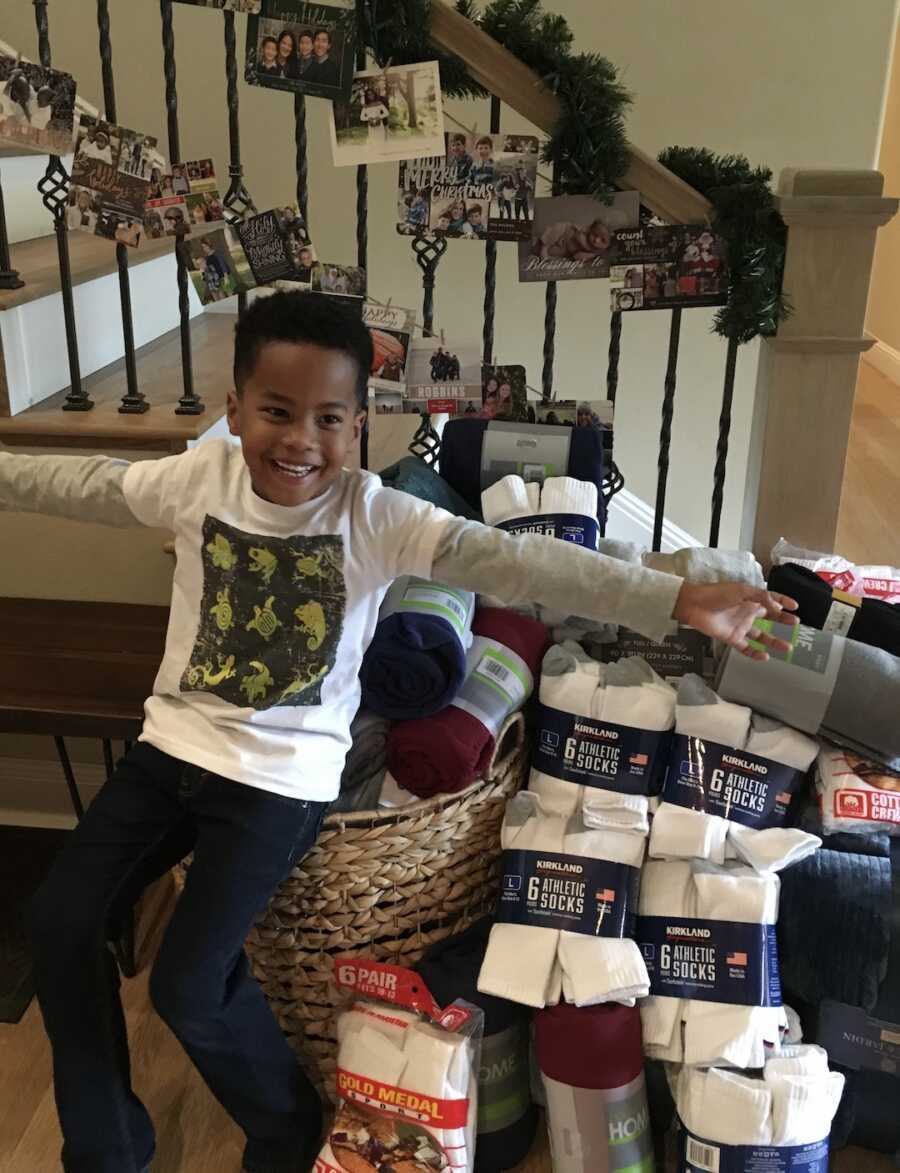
[649,675,821,873]
[676,1047,844,1171]
[324,959,483,1173]
[815,746,900,837]
[638,859,787,1067]
[478,791,648,1009]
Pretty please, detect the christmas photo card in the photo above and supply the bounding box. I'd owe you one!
[404,336,481,416]
[364,302,416,398]
[145,157,225,239]
[179,226,255,304]
[0,52,77,156]
[69,116,158,247]
[236,206,317,286]
[330,61,445,168]
[609,224,728,311]
[518,192,640,283]
[246,0,356,101]
[481,364,528,421]
[397,131,539,242]
[176,0,262,11]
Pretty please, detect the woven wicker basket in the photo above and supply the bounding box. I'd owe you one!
[199,714,527,1090]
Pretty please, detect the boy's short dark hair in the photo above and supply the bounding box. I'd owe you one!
[314,27,331,41]
[476,136,492,148]
[450,134,467,146]
[233,291,372,410]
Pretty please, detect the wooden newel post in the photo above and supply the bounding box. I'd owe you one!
[745,170,898,562]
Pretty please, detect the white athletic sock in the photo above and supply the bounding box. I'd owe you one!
[638,860,695,1062]
[539,475,598,521]
[650,676,750,863]
[764,1068,845,1146]
[481,474,536,525]
[677,1066,773,1145]
[726,714,822,872]
[557,817,648,1006]
[683,865,785,1068]
[403,1022,473,1168]
[478,793,564,1007]
[643,547,765,588]
[529,642,603,816]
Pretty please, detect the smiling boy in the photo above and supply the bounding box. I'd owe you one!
[0,292,797,1173]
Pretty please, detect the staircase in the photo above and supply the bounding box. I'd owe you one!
[0,152,229,452]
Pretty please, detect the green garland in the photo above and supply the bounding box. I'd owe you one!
[362,1,787,343]
[658,148,789,343]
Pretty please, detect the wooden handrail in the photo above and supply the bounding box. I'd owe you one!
[428,1,713,225]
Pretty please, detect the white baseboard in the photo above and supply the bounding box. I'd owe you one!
[0,757,107,829]
[606,488,701,552]
[862,339,900,387]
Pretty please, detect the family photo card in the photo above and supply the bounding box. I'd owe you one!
[246,0,356,101]
[397,131,539,242]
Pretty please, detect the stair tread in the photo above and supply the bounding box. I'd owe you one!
[0,313,231,452]
[0,229,178,312]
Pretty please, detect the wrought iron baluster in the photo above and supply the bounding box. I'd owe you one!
[708,335,739,548]
[606,310,622,404]
[33,0,91,410]
[482,95,501,366]
[294,93,309,226]
[355,42,368,469]
[160,0,203,415]
[652,308,683,551]
[97,0,146,413]
[0,176,24,289]
[412,236,447,337]
[223,10,256,315]
[541,177,561,398]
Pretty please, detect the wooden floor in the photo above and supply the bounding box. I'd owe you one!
[836,360,900,566]
[0,875,893,1172]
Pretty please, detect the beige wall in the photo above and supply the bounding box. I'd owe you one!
[1,0,897,596]
[868,15,900,353]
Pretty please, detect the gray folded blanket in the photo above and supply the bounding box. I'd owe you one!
[328,709,390,815]
[717,622,900,772]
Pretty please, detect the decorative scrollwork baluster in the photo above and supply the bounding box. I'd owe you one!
[161,0,203,415]
[33,0,90,410]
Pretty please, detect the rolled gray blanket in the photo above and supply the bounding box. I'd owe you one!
[717,621,900,772]
[329,708,390,814]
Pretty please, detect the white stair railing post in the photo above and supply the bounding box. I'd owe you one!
[743,170,898,561]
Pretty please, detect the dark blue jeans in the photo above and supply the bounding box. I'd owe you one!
[29,741,327,1173]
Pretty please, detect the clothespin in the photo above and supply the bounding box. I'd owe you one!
[385,296,392,312]
[440,329,446,347]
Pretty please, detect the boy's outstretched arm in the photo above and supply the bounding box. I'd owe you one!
[0,451,138,526]
[430,519,797,661]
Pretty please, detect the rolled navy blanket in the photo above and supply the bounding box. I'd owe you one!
[360,576,475,720]
[768,561,900,657]
[387,607,550,798]
[438,417,606,524]
[416,918,537,1172]
[717,623,900,773]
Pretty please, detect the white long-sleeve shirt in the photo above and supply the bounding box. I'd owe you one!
[0,442,683,799]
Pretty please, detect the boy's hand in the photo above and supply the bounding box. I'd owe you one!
[673,581,799,661]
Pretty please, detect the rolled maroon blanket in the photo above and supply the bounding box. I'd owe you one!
[387,607,549,798]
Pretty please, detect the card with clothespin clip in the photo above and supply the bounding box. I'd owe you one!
[330,58,446,168]
[363,298,417,399]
